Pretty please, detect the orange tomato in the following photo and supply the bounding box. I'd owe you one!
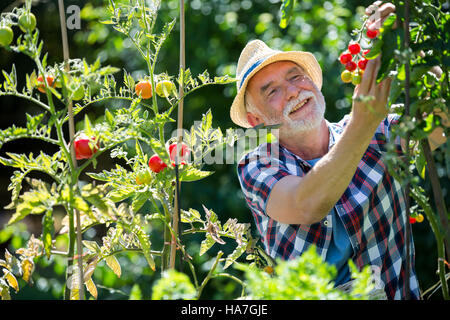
[135,80,152,99]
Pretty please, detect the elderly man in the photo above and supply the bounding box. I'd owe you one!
[232,3,446,300]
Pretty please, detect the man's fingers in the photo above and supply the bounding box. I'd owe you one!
[378,77,392,104]
[358,56,381,94]
[366,2,396,30]
[365,1,383,16]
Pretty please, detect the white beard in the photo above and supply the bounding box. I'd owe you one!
[258,88,326,140]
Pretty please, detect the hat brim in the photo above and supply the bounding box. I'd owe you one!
[230,51,322,128]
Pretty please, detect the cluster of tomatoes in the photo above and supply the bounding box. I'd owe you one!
[135,79,174,100]
[137,142,191,185]
[339,26,379,85]
[409,213,424,224]
[74,132,190,186]
[0,12,36,47]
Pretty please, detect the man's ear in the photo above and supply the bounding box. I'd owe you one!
[246,112,263,127]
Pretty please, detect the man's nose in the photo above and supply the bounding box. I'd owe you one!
[285,82,300,101]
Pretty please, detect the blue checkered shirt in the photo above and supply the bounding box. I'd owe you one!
[237,114,420,299]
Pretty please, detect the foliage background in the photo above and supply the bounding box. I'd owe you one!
[0,0,448,299]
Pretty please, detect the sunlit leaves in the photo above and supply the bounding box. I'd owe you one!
[279,0,296,29]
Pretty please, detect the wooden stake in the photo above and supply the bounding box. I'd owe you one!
[58,0,84,300]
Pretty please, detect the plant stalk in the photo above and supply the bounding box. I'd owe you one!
[420,140,450,261]
[403,0,412,300]
[58,0,84,300]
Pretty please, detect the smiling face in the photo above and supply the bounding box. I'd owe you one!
[245,61,326,140]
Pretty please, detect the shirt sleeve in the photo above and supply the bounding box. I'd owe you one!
[236,149,291,217]
[371,113,404,155]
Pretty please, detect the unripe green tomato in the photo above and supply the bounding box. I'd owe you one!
[155,80,174,98]
[136,169,152,185]
[351,72,362,85]
[0,26,14,47]
[341,70,352,83]
[18,13,36,33]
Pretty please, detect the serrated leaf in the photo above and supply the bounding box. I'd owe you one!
[131,191,149,213]
[21,258,34,283]
[3,269,19,292]
[279,0,296,29]
[136,230,155,271]
[365,39,383,60]
[179,167,214,182]
[0,281,11,300]
[110,188,136,203]
[85,278,98,299]
[84,114,93,136]
[105,255,121,278]
[82,240,101,254]
[148,137,170,165]
[199,234,215,256]
[224,241,247,269]
[105,109,115,126]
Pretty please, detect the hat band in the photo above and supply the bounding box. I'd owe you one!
[238,56,268,90]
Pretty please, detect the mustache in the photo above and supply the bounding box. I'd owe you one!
[283,91,315,116]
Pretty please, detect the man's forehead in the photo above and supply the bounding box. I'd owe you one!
[248,61,306,92]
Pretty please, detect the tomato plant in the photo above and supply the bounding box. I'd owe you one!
[0,0,248,300]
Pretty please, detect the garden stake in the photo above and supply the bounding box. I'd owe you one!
[403,0,412,300]
[169,0,186,270]
[58,0,85,300]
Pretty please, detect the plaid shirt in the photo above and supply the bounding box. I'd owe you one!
[237,114,420,300]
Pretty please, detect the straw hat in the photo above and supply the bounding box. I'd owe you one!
[230,39,323,128]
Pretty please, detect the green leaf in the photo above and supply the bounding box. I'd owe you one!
[179,167,214,182]
[199,234,215,256]
[131,191,149,213]
[105,109,115,127]
[365,39,383,60]
[136,229,155,271]
[105,255,121,278]
[84,114,93,136]
[224,241,248,269]
[279,0,296,29]
[83,240,102,254]
[415,150,426,180]
[148,137,170,165]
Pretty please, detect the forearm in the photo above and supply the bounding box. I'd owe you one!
[295,116,379,224]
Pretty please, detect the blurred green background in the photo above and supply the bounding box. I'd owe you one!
[0,0,447,299]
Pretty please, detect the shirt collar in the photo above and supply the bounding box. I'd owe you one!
[279,119,338,168]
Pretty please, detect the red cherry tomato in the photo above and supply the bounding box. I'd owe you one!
[348,43,361,55]
[345,61,357,72]
[37,75,55,93]
[366,28,379,39]
[148,154,167,173]
[74,134,99,160]
[168,142,190,165]
[358,58,368,70]
[409,217,416,224]
[339,52,353,65]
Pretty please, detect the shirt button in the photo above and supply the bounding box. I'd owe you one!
[324,220,329,227]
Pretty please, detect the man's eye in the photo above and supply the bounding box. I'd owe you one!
[290,75,300,81]
[268,88,277,96]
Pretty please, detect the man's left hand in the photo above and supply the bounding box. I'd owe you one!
[365,1,397,31]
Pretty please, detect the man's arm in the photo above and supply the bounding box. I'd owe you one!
[266,57,391,225]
